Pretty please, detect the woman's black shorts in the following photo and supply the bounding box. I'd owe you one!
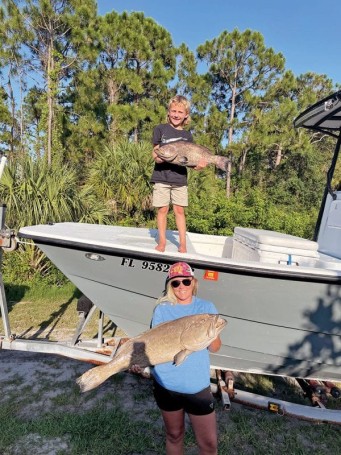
[153,380,215,415]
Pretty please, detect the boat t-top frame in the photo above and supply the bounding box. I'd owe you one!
[294,90,341,240]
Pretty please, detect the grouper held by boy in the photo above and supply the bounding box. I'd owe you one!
[155,141,229,171]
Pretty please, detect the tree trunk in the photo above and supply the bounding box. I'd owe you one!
[107,78,120,146]
[47,42,54,167]
[226,85,237,198]
[274,145,282,168]
[238,148,247,175]
[7,77,15,157]
[225,154,232,198]
[47,91,53,166]
[133,93,139,143]
[19,73,24,158]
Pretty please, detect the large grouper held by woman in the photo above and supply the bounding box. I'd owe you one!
[155,140,229,171]
[77,314,227,392]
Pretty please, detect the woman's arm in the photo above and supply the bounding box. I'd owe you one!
[208,335,222,353]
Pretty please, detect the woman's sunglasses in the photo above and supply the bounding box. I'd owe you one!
[170,278,193,288]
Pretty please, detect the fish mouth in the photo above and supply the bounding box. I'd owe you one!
[216,317,228,332]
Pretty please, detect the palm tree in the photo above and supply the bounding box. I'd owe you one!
[0,155,109,278]
[86,140,154,223]
[0,156,110,228]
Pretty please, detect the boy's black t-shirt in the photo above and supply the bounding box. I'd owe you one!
[150,123,193,186]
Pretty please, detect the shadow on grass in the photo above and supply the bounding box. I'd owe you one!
[28,287,81,340]
[2,283,82,340]
[3,283,30,309]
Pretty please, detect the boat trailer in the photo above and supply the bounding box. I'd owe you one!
[214,369,341,425]
[1,286,340,425]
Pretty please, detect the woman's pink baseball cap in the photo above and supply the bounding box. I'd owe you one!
[167,262,194,280]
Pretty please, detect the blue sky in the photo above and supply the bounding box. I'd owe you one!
[97,0,340,85]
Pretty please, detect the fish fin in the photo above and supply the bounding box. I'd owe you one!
[173,349,192,366]
[155,149,177,162]
[178,157,189,165]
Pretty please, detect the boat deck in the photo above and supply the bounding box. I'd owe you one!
[19,222,341,278]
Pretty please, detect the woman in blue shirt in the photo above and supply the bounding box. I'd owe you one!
[151,261,222,455]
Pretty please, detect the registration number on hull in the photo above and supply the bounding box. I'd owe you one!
[121,257,170,272]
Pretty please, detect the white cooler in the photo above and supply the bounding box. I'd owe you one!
[232,227,319,266]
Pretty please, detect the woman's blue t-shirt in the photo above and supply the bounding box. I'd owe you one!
[151,296,218,394]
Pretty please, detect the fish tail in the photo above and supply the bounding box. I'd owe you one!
[215,156,229,171]
[76,362,119,393]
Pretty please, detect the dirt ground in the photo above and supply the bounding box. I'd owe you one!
[0,349,162,455]
[1,347,340,455]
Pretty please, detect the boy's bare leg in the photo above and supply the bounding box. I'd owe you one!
[156,206,169,252]
[173,205,187,253]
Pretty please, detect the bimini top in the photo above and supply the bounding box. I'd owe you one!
[294,90,341,137]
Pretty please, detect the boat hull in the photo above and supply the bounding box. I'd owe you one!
[30,233,340,382]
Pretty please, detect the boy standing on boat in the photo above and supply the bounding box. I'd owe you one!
[151,95,207,253]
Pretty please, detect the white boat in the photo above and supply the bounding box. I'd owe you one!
[18,91,341,382]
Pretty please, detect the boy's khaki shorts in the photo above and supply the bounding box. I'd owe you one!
[152,183,188,207]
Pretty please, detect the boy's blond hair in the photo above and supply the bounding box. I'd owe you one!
[167,95,191,126]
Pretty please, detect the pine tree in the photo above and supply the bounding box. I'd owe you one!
[3,0,98,165]
[197,28,285,197]
[0,1,28,157]
[97,11,177,144]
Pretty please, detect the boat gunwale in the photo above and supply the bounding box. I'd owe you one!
[18,231,341,285]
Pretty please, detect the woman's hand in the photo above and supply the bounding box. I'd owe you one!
[129,364,143,374]
[129,364,151,378]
